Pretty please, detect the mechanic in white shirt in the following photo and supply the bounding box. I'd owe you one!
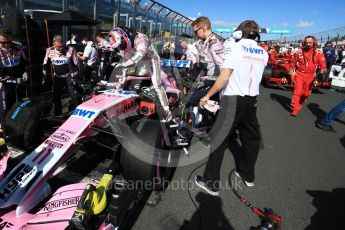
[77,36,98,83]
[181,39,199,64]
[195,20,268,196]
[181,39,200,77]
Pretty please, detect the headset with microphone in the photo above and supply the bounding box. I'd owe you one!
[302,36,318,49]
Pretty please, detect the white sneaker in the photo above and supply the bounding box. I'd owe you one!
[195,175,219,196]
[234,171,255,187]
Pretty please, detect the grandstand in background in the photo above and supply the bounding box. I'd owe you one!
[274,26,345,47]
[0,0,194,39]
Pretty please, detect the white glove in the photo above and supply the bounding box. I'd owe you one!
[22,72,28,82]
[42,69,47,76]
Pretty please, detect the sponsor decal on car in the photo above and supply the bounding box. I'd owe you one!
[72,108,96,120]
[45,140,64,149]
[51,133,70,143]
[42,196,81,212]
[0,164,35,201]
[10,99,31,120]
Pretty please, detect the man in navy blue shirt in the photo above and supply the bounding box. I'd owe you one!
[323,41,336,71]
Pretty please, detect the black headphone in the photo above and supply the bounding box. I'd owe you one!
[232,28,260,41]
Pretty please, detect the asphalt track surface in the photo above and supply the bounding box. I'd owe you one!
[130,86,345,230]
[5,86,345,230]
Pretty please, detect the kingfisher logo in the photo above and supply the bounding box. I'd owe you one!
[51,133,70,143]
[242,46,264,55]
[43,196,81,212]
[72,109,96,119]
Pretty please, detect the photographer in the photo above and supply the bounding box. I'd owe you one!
[194,20,268,196]
[0,28,28,119]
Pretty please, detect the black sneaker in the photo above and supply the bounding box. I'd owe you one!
[173,132,189,146]
[195,175,219,196]
[316,121,336,132]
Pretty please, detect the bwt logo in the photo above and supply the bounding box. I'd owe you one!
[72,109,96,119]
[161,60,190,68]
[242,46,264,55]
[52,58,68,65]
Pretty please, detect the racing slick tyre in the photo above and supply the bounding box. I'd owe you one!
[4,97,52,150]
[121,120,178,191]
[316,72,327,82]
[262,65,273,86]
[263,65,273,78]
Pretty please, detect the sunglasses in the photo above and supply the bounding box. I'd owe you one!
[193,25,205,35]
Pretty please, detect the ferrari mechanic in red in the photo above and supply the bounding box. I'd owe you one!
[289,36,327,117]
[267,42,277,64]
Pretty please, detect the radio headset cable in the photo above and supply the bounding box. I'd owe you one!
[228,169,282,230]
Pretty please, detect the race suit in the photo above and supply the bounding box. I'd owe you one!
[267,47,277,65]
[188,33,224,106]
[181,33,223,136]
[0,41,27,118]
[290,48,326,113]
[43,45,79,115]
[118,32,170,114]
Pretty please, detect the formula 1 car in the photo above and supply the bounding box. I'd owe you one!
[0,67,183,229]
[329,61,345,91]
[262,54,331,89]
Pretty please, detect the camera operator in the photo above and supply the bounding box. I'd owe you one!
[43,35,79,116]
[194,20,268,196]
[0,28,28,120]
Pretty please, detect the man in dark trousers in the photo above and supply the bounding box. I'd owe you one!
[195,20,268,196]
